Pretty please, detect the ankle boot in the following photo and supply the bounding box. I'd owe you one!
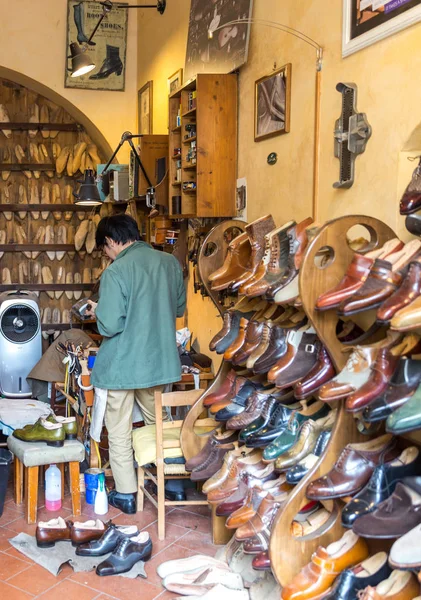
[73,2,96,46]
[210,233,252,291]
[90,45,123,80]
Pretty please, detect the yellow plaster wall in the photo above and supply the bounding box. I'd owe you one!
[0,0,138,162]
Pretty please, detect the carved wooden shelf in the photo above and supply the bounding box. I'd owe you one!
[0,123,80,131]
[0,284,93,291]
[0,204,91,212]
[0,244,76,251]
[0,164,55,171]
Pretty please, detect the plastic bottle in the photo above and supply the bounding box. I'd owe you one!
[45,464,62,511]
[94,473,108,515]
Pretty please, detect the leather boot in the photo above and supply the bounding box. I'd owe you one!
[244,220,295,297]
[73,2,96,46]
[229,215,276,292]
[265,217,314,301]
[231,320,264,365]
[210,233,252,291]
[209,311,240,352]
[90,45,123,80]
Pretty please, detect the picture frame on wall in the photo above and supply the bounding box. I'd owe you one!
[343,0,421,57]
[65,0,128,91]
[138,81,153,135]
[168,69,183,96]
[254,63,291,142]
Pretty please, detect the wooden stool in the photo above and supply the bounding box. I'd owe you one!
[7,437,85,524]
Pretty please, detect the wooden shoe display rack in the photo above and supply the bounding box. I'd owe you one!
[180,215,421,587]
[0,78,110,340]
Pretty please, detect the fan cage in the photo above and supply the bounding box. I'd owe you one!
[0,304,40,344]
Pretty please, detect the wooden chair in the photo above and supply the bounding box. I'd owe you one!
[137,388,217,540]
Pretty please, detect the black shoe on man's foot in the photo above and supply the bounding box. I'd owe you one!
[108,490,136,514]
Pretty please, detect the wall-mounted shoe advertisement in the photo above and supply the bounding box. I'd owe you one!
[65,0,128,91]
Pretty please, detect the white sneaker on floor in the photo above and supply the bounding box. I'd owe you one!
[157,555,230,579]
[163,566,244,595]
[173,583,250,600]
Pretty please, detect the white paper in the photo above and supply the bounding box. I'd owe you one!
[372,0,386,9]
[360,0,373,9]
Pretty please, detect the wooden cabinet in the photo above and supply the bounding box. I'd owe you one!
[168,74,237,218]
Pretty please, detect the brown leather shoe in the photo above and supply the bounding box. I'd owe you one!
[235,491,288,542]
[294,345,336,399]
[252,551,271,571]
[215,466,279,517]
[359,570,420,600]
[202,448,255,494]
[209,375,251,414]
[243,221,295,297]
[71,519,108,546]
[223,318,249,361]
[265,217,314,301]
[232,320,264,365]
[227,391,281,430]
[210,233,252,291]
[391,293,421,332]
[281,530,369,600]
[267,328,316,385]
[228,215,276,292]
[252,326,288,374]
[377,260,421,324]
[36,517,72,548]
[185,430,237,471]
[203,369,238,408]
[209,311,239,352]
[207,458,273,504]
[274,332,320,389]
[306,434,399,500]
[246,322,274,369]
[400,156,421,215]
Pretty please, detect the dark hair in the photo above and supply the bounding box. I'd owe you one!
[96,214,141,248]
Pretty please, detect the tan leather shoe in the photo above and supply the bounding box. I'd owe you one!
[291,506,331,537]
[202,448,256,494]
[223,318,249,361]
[358,570,420,599]
[235,490,288,542]
[209,232,251,284]
[281,531,369,600]
[391,295,421,332]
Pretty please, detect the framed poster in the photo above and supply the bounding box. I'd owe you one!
[343,0,421,57]
[138,81,153,135]
[65,0,128,91]
[168,69,183,96]
[185,0,253,81]
[254,64,291,142]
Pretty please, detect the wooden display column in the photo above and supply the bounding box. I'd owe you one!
[269,215,397,587]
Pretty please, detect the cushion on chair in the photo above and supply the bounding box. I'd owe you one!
[7,437,85,467]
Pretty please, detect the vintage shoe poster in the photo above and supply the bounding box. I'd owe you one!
[65,0,128,91]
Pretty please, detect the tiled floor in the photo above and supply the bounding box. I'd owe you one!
[0,478,219,600]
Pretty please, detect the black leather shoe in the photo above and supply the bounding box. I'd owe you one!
[89,45,123,80]
[286,429,331,485]
[76,524,139,557]
[165,489,186,502]
[108,490,136,514]
[363,357,421,423]
[96,532,153,576]
[245,401,302,447]
[214,311,242,354]
[341,445,421,528]
[322,551,391,599]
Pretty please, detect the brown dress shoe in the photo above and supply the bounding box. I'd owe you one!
[232,320,265,365]
[209,375,251,414]
[36,517,72,548]
[377,260,421,324]
[274,332,320,389]
[235,491,288,542]
[190,442,240,482]
[185,430,237,471]
[210,233,252,291]
[252,551,271,571]
[240,227,278,295]
[400,155,421,215]
[294,345,336,399]
[207,458,273,504]
[203,369,237,407]
[223,318,249,361]
[268,328,315,385]
[202,448,258,494]
[227,391,276,430]
[229,215,276,292]
[359,570,420,600]
[246,322,274,369]
[252,326,288,374]
[281,530,369,600]
[316,254,374,311]
[306,434,399,500]
[71,519,108,546]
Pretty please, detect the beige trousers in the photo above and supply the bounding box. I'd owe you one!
[105,385,166,493]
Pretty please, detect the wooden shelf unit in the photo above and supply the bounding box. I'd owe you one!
[168,74,237,218]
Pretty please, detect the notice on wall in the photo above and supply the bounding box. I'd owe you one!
[65,0,128,91]
[350,0,421,41]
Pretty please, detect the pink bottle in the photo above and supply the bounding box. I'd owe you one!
[45,464,62,511]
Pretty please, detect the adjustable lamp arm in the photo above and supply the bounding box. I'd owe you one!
[102,131,153,188]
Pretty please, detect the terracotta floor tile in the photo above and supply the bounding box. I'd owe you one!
[175,529,220,556]
[144,544,197,587]
[153,592,179,600]
[113,506,157,529]
[0,525,19,551]
[4,518,38,536]
[140,521,188,557]
[6,563,69,595]
[81,502,122,520]
[177,505,212,517]
[0,580,34,600]
[0,551,31,581]
[70,569,162,600]
[4,547,35,564]
[37,579,100,600]
[0,505,24,526]
[36,506,73,523]
[4,499,25,514]
[165,509,211,534]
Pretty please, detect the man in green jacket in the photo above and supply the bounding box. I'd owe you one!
[89,214,186,514]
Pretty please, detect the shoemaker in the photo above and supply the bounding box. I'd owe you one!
[87,214,186,514]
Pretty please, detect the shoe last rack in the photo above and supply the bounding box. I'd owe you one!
[0,78,107,339]
[182,215,408,579]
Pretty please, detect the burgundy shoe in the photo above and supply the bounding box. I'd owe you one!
[252,551,271,571]
[203,370,237,408]
[294,346,336,399]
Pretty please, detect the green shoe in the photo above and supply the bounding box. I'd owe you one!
[23,415,77,440]
[14,419,65,447]
[386,385,421,434]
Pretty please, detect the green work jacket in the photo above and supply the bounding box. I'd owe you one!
[91,241,186,390]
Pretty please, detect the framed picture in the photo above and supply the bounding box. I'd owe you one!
[138,81,153,135]
[168,69,183,96]
[254,64,291,142]
[65,0,128,91]
[343,0,421,57]
[185,0,253,81]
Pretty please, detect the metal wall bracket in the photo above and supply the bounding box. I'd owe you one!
[333,82,372,189]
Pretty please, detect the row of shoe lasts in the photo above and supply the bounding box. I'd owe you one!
[0,181,84,220]
[13,415,77,447]
[157,554,249,599]
[35,518,152,577]
[315,236,421,329]
[0,102,62,144]
[41,308,72,338]
[75,215,101,252]
[281,529,421,599]
[208,215,316,305]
